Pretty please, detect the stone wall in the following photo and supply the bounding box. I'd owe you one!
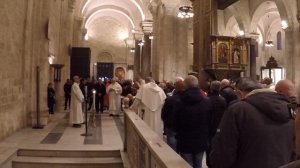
[0,0,28,140]
[0,0,74,140]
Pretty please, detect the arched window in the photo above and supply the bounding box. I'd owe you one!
[277,31,282,50]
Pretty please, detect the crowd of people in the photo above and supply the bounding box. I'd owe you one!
[47,74,298,168]
[130,76,297,168]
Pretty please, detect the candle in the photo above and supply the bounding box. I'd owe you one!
[92,89,96,110]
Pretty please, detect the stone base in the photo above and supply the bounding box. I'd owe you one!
[30,110,49,127]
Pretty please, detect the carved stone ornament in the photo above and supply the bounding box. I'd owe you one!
[266,56,278,68]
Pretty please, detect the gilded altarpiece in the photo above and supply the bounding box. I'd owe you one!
[206,36,250,80]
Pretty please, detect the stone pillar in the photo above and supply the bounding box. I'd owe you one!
[250,40,258,79]
[134,40,141,78]
[23,0,52,125]
[151,3,190,81]
[191,0,217,72]
[53,0,75,111]
[73,18,84,47]
[285,30,296,81]
[141,35,151,77]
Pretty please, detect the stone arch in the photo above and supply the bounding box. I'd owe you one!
[227,4,249,33]
[84,5,137,29]
[250,0,294,32]
[274,0,294,29]
[98,51,113,62]
[225,16,240,36]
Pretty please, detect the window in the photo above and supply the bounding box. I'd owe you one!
[277,31,282,50]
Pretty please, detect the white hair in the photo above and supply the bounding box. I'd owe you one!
[220,79,230,88]
[174,77,184,83]
[184,75,199,88]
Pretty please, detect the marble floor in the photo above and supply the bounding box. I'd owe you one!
[0,110,124,152]
[0,110,208,168]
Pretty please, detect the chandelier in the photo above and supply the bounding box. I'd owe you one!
[265,40,274,47]
[177,6,194,19]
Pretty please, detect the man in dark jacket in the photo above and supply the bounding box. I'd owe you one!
[64,79,72,110]
[175,75,212,168]
[94,79,106,113]
[220,79,237,105]
[207,80,227,167]
[161,77,184,152]
[210,78,295,168]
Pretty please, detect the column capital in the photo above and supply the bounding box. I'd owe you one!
[141,21,153,34]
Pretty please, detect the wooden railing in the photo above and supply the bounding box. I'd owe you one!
[124,109,191,168]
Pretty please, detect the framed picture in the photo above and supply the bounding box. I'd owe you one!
[217,42,229,64]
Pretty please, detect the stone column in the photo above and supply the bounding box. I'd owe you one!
[23,0,52,125]
[151,3,190,81]
[134,40,141,78]
[73,18,84,47]
[141,35,151,77]
[191,0,217,72]
[250,40,258,79]
[285,29,296,81]
[54,0,75,111]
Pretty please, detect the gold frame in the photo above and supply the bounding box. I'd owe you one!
[217,42,230,64]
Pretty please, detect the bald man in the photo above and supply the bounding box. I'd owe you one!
[275,80,299,157]
[275,79,296,97]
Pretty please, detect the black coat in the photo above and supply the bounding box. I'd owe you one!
[220,86,237,105]
[64,83,72,97]
[94,83,106,98]
[208,92,227,137]
[175,87,212,154]
[210,91,296,168]
[47,87,55,106]
[161,91,182,131]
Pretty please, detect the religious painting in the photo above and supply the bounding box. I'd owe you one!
[232,47,241,64]
[217,42,229,64]
[115,67,125,80]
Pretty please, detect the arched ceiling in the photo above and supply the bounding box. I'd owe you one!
[88,17,128,47]
[74,0,157,62]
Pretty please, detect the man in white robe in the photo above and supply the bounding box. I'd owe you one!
[106,78,122,116]
[69,76,84,128]
[133,77,166,137]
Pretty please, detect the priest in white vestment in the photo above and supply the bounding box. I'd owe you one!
[133,77,166,137]
[106,78,122,116]
[69,76,84,127]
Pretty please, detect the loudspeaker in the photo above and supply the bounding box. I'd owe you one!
[70,47,91,79]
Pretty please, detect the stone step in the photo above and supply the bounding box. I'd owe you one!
[17,149,121,158]
[12,156,123,168]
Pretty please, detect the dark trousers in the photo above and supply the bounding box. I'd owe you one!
[48,100,55,114]
[95,96,104,113]
[88,96,93,111]
[64,96,71,109]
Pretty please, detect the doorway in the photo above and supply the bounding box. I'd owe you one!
[97,63,113,80]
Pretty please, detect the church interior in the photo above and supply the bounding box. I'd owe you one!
[1,0,300,167]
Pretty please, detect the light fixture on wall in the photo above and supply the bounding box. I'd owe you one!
[265,40,274,47]
[84,32,89,41]
[130,48,135,52]
[149,33,154,40]
[177,6,194,19]
[48,54,55,64]
[281,20,288,29]
[138,40,144,46]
